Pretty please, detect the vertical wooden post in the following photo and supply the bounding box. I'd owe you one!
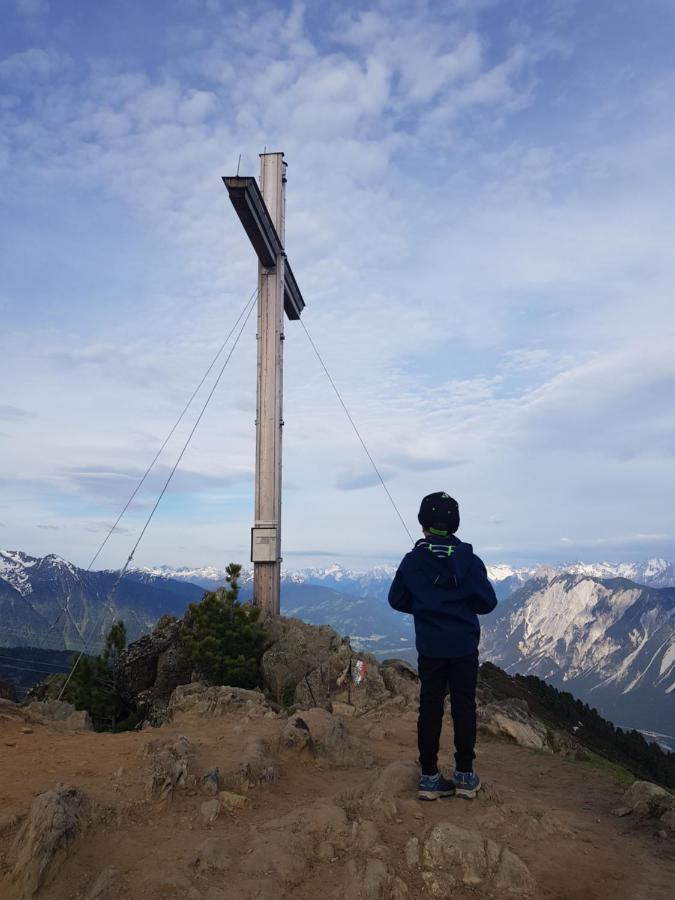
[252,152,286,616]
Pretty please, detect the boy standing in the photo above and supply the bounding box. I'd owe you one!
[388,492,497,800]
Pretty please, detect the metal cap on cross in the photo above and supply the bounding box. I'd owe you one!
[223,152,305,616]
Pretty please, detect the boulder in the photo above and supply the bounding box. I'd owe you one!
[477,698,550,752]
[422,822,536,897]
[10,785,90,899]
[200,799,221,826]
[167,682,272,721]
[238,739,278,788]
[621,781,675,819]
[379,659,419,706]
[143,735,193,800]
[342,858,409,900]
[25,700,92,732]
[280,707,372,766]
[218,790,250,812]
[261,615,352,708]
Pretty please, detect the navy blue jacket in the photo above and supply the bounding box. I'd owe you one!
[388,535,497,658]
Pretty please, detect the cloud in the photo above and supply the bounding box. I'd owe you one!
[335,468,393,492]
[0,405,33,421]
[1,0,674,567]
[16,0,49,17]
[36,523,59,530]
[517,341,675,460]
[384,452,466,473]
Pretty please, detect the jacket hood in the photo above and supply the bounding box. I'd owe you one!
[412,537,474,588]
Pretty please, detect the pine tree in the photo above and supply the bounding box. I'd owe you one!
[65,620,128,730]
[181,563,267,688]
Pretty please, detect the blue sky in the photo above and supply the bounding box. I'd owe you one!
[1,0,674,570]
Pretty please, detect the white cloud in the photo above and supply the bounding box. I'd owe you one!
[1,0,674,567]
[16,0,49,17]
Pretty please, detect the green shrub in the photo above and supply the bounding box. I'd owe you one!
[181,563,267,689]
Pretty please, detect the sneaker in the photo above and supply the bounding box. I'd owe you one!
[417,772,456,801]
[453,770,481,799]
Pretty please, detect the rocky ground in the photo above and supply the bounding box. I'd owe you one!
[0,617,674,900]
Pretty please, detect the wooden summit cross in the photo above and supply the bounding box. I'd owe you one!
[223,152,305,616]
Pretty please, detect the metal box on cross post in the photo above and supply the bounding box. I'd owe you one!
[250,525,279,563]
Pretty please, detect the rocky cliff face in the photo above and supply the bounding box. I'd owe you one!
[481,572,675,738]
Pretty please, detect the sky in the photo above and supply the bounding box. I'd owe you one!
[1,0,674,571]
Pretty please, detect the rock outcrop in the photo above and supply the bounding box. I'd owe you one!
[477,697,551,752]
[379,659,419,707]
[143,734,193,801]
[281,707,372,766]
[10,785,90,899]
[25,700,92,732]
[615,780,675,832]
[421,821,536,897]
[117,615,191,724]
[167,682,274,722]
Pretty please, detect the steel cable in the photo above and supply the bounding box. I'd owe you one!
[57,286,260,701]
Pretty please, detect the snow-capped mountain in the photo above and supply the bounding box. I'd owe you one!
[481,571,675,740]
[0,550,203,654]
[4,548,674,744]
[137,557,675,604]
[137,561,536,601]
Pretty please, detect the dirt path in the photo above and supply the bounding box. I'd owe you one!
[1,706,673,900]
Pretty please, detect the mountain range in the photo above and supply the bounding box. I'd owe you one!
[0,549,204,654]
[480,572,674,746]
[1,548,673,746]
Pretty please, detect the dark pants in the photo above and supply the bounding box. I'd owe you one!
[418,651,478,775]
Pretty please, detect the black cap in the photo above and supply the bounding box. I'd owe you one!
[418,492,460,534]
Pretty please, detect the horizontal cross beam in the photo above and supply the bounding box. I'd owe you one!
[223,175,305,320]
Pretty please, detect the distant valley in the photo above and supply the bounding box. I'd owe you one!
[1,549,673,746]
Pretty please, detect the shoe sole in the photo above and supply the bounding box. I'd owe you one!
[417,789,455,801]
[455,783,481,800]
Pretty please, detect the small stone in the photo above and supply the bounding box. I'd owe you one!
[404,836,419,869]
[20,727,33,734]
[658,829,668,840]
[422,871,454,898]
[200,799,220,826]
[4,741,16,747]
[353,819,379,851]
[332,701,356,717]
[217,790,250,812]
[203,769,220,796]
[611,807,632,817]
[316,840,335,861]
